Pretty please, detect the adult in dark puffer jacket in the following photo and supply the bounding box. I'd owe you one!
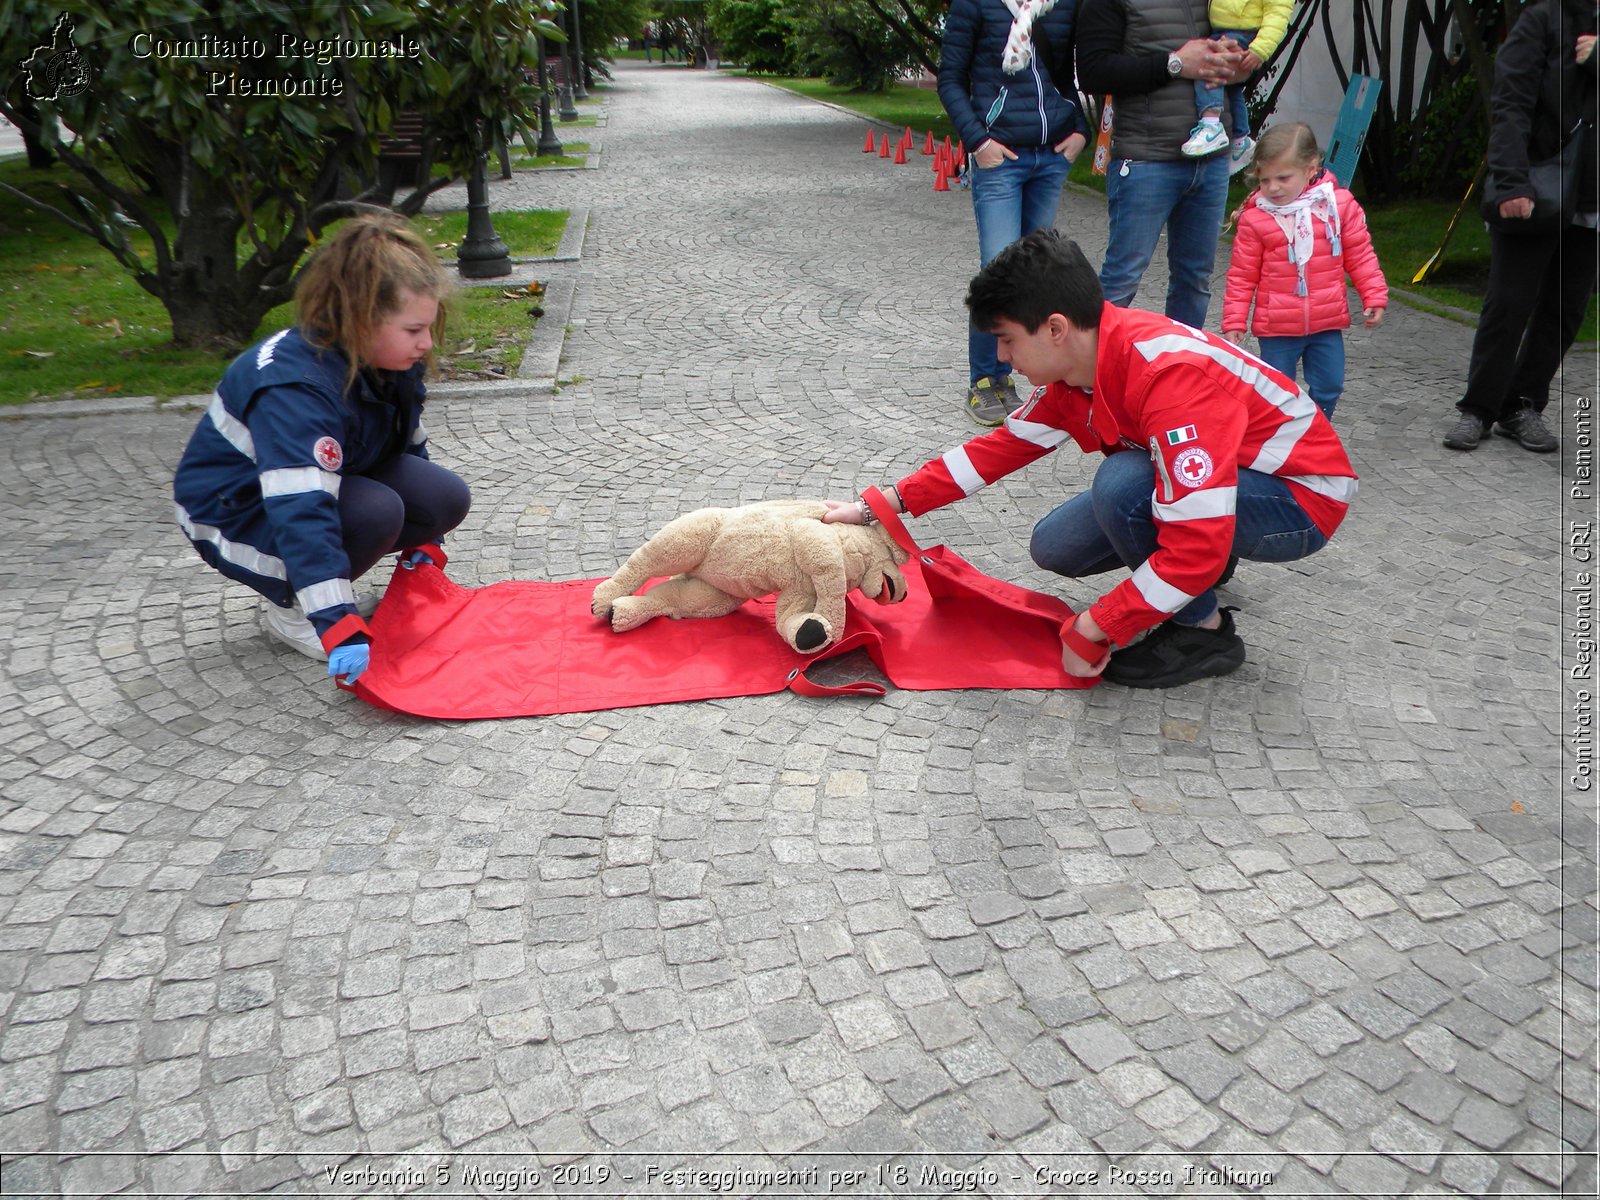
[1444,0,1598,453]
[939,0,1090,427]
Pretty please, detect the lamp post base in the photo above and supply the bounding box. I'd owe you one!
[456,158,512,279]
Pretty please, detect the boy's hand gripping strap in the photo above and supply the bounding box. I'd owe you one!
[1059,617,1111,669]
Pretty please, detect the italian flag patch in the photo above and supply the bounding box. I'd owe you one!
[1165,425,1198,446]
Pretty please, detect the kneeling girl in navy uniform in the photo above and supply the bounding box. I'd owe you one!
[173,214,472,685]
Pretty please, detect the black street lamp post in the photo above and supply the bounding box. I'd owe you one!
[456,134,512,279]
[535,36,563,156]
[557,51,579,122]
[569,1,588,101]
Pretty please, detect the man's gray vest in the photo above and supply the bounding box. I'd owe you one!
[1107,0,1225,162]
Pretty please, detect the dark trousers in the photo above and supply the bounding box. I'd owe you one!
[340,455,471,579]
[1458,222,1598,423]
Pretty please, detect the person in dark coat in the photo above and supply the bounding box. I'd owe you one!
[1444,0,1598,452]
[939,0,1091,427]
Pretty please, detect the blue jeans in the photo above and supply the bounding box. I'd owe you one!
[1029,452,1328,627]
[968,145,1072,383]
[1101,154,1230,330]
[1193,29,1253,136]
[1257,330,1345,417]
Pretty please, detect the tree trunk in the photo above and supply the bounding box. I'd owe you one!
[159,187,284,348]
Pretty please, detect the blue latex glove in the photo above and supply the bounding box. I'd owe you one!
[399,548,435,570]
[328,643,370,684]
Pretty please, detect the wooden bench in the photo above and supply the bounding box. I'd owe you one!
[372,110,435,203]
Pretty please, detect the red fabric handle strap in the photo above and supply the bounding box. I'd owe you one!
[1059,617,1111,668]
[319,613,372,653]
[412,542,448,569]
[786,669,887,699]
[785,629,887,699]
[861,486,919,555]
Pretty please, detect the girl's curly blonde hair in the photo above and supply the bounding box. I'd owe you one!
[295,212,452,390]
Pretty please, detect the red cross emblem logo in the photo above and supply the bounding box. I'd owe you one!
[313,436,343,471]
[1174,447,1213,487]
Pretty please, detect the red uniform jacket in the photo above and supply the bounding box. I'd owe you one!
[897,305,1358,645]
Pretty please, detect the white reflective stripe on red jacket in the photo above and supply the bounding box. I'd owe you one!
[895,305,1357,645]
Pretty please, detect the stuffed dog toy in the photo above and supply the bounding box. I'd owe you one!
[591,501,910,653]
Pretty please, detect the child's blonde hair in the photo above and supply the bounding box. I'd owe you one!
[1247,121,1323,188]
[295,212,451,388]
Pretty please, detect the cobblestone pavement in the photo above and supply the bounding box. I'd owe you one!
[1,61,1596,1198]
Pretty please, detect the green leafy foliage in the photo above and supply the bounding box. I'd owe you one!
[0,0,561,348]
[787,0,921,92]
[708,0,799,74]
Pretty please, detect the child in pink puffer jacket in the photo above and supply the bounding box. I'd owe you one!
[1221,122,1388,419]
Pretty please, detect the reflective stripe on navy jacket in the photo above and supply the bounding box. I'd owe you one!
[172,327,428,632]
[938,0,1089,154]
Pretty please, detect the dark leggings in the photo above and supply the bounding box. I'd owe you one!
[340,455,471,579]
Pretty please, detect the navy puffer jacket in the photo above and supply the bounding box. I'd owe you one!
[938,0,1088,154]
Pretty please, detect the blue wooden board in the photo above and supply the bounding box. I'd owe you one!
[1324,73,1382,188]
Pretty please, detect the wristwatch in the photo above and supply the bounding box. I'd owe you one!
[1166,51,1184,77]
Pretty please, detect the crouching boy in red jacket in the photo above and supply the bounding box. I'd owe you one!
[825,229,1358,689]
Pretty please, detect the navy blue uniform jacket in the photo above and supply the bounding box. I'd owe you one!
[173,327,429,642]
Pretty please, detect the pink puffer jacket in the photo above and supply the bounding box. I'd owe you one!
[1222,171,1388,338]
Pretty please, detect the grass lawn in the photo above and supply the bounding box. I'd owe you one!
[512,143,591,169]
[765,77,1597,341]
[0,157,566,403]
[758,77,956,144]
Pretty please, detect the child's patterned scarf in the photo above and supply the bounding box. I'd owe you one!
[1254,178,1343,297]
[1000,0,1060,74]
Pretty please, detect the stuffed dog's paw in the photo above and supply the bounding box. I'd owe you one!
[608,595,657,633]
[591,579,627,619]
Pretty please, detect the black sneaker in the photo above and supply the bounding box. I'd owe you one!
[1443,412,1487,451]
[1102,608,1246,689]
[1494,406,1558,453]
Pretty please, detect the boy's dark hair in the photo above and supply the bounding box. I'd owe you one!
[965,229,1103,334]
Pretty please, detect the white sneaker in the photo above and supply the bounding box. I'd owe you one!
[262,602,328,661]
[1181,121,1228,157]
[1228,135,1255,176]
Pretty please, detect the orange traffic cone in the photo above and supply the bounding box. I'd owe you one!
[946,145,963,178]
[954,144,966,171]
[863,130,875,153]
[879,133,890,158]
[903,125,913,146]
[893,139,908,164]
[932,145,945,174]
[923,131,935,155]
[943,135,953,156]
[933,166,950,192]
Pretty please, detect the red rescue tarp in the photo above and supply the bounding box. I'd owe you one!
[349,493,1094,719]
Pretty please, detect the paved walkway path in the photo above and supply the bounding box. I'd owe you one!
[0,61,1593,1197]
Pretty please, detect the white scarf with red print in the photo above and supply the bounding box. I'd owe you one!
[1254,178,1343,298]
[1000,0,1060,74]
